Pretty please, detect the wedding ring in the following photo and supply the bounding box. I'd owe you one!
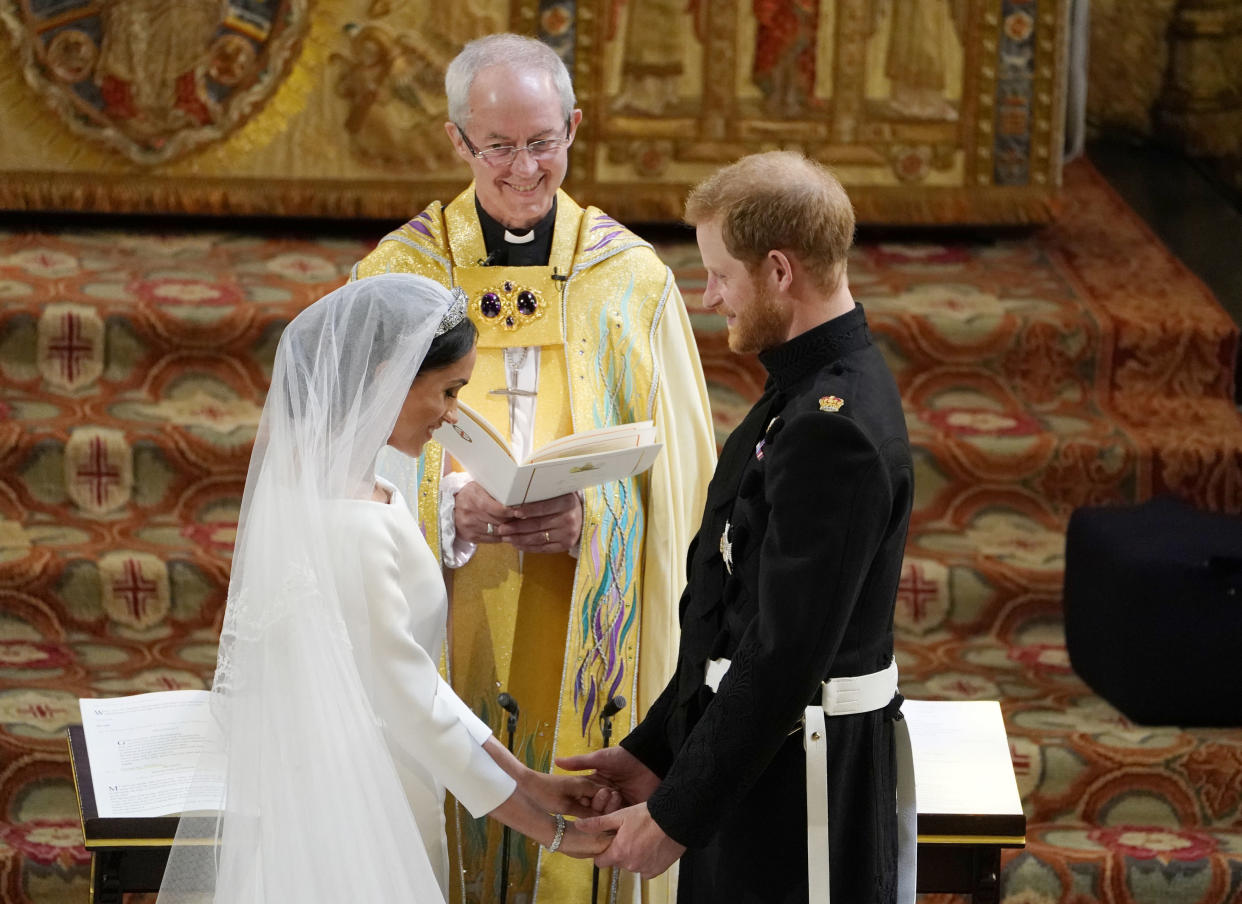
[486,522,494,536]
[544,530,551,544]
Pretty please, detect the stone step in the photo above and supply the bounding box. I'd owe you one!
[684,293,1114,414]
[671,239,1235,414]
[705,357,1242,524]
[1108,393,1242,511]
[670,214,1240,472]
[906,380,1138,522]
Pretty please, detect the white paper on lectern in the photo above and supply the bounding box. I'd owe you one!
[79,690,225,818]
[433,401,662,505]
[901,699,1023,817]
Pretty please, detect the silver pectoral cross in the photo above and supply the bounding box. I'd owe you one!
[487,386,538,437]
[719,520,733,575]
[488,345,539,437]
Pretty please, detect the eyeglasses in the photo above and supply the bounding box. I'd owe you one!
[456,123,573,166]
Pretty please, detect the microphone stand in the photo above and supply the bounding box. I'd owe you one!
[498,692,519,904]
[592,696,626,904]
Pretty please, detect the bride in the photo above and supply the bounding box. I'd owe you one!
[157,274,608,903]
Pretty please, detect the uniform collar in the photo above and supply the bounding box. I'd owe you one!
[758,303,870,391]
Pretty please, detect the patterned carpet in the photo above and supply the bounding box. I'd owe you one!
[2,158,1241,903]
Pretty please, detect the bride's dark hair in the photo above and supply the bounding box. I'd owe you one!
[420,316,478,373]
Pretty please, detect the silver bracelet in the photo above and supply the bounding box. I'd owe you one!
[547,813,566,852]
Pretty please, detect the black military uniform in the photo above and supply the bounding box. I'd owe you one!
[621,304,913,904]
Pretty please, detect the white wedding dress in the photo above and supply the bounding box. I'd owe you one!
[155,275,504,904]
[329,477,515,895]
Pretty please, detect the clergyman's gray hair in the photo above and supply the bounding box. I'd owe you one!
[445,33,576,129]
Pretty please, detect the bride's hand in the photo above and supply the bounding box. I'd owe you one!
[524,769,620,818]
[554,819,613,859]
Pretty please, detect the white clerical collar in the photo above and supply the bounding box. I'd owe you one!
[504,229,535,244]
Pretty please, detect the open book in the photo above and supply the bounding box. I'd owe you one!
[77,690,224,819]
[432,401,662,506]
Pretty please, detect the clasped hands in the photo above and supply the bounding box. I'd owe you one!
[455,481,582,554]
[528,747,685,879]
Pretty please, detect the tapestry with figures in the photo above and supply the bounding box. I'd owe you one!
[0,0,1068,224]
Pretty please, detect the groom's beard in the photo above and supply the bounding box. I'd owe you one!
[728,277,788,355]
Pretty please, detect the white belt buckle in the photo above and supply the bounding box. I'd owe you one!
[822,659,899,716]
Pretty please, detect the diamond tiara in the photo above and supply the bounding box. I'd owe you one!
[435,286,469,336]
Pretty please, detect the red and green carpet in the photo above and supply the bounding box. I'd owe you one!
[2,159,1240,903]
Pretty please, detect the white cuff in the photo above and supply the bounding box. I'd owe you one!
[438,676,498,745]
[439,470,477,568]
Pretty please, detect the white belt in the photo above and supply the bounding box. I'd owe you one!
[704,658,916,904]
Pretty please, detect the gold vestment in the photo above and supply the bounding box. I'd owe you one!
[354,186,716,904]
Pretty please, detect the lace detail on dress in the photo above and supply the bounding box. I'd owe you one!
[212,562,329,698]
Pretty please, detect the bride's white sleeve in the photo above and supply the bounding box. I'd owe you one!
[359,520,517,818]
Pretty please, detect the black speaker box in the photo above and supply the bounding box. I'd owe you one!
[1063,495,1242,727]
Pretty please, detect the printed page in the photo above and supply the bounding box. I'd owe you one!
[445,401,514,459]
[509,444,663,505]
[527,421,657,464]
[901,699,1023,817]
[434,404,662,504]
[79,690,225,818]
[433,402,521,503]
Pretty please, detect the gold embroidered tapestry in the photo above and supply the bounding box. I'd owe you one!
[0,0,1070,224]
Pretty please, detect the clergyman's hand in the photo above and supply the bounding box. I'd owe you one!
[577,803,684,879]
[555,746,659,809]
[497,492,582,554]
[453,481,517,545]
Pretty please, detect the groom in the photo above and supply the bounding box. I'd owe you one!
[561,151,915,904]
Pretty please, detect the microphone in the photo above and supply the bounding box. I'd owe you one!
[497,692,519,736]
[600,696,626,720]
[496,691,520,904]
[599,696,626,748]
[593,694,628,904]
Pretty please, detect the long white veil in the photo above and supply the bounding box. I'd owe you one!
[156,273,460,903]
